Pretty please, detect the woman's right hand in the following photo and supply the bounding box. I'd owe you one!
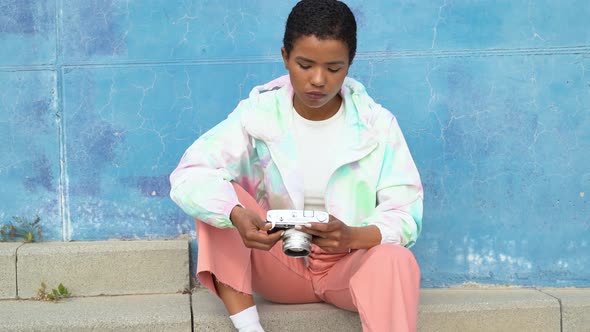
[229,206,283,250]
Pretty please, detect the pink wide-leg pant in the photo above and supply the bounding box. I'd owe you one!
[196,184,421,332]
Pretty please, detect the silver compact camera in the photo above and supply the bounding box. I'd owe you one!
[266,210,329,257]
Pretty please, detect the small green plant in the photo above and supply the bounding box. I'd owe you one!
[0,215,42,242]
[36,282,71,301]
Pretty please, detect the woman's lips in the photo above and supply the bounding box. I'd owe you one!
[305,92,326,100]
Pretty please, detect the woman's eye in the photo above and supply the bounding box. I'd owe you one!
[298,64,311,70]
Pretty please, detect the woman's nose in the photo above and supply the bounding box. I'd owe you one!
[310,68,326,87]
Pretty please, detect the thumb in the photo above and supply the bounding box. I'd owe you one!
[261,221,273,231]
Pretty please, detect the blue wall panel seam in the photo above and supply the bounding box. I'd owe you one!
[2,44,588,72]
[55,0,70,241]
[0,66,57,72]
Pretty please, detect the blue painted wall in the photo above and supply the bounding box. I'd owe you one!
[1,0,588,287]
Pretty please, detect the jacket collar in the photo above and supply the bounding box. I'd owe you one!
[243,75,378,148]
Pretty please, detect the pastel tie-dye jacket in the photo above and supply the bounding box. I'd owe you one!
[170,75,423,247]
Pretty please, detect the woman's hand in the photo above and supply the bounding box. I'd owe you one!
[295,215,354,253]
[296,215,383,253]
[230,206,283,250]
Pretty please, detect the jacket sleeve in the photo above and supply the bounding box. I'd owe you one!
[169,100,255,228]
[362,116,424,247]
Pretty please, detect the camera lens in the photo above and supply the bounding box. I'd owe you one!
[282,228,312,257]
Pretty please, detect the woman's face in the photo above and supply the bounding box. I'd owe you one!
[282,35,350,120]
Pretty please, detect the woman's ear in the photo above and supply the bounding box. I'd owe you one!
[281,47,289,69]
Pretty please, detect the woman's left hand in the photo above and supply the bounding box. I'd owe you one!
[295,215,354,253]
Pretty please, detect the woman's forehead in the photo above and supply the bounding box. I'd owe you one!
[290,35,349,63]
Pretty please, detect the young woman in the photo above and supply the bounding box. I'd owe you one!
[170,1,423,331]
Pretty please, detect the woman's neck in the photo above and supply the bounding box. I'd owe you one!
[293,94,342,121]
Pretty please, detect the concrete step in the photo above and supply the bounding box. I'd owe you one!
[192,288,361,332]
[10,240,189,298]
[2,240,589,331]
[3,288,584,332]
[192,287,585,332]
[543,289,590,332]
[418,288,560,332]
[0,294,191,332]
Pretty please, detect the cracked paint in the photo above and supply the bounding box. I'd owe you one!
[1,0,589,287]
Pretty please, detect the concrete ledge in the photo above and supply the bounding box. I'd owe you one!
[0,243,21,299]
[543,289,590,332]
[17,240,189,298]
[419,289,560,332]
[192,287,565,332]
[0,294,191,332]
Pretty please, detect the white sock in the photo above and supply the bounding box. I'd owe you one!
[229,305,265,332]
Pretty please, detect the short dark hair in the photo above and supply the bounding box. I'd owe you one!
[283,0,357,64]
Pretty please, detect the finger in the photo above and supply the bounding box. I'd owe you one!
[252,217,269,230]
[267,229,284,242]
[248,230,283,250]
[296,221,335,234]
[244,240,273,251]
[309,219,339,231]
[245,231,272,243]
[246,229,282,245]
[293,223,324,232]
[295,226,327,238]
